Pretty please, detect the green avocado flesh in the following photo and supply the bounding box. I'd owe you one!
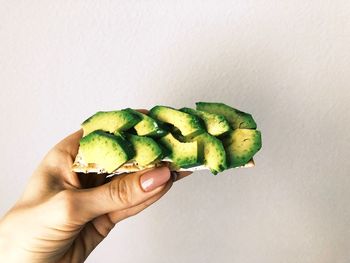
[180,107,231,136]
[128,134,163,166]
[223,129,262,168]
[76,102,262,175]
[149,106,204,138]
[196,102,257,129]
[158,133,200,168]
[82,110,141,136]
[194,133,227,175]
[79,130,134,173]
[124,108,167,137]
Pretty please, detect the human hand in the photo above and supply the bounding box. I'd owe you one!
[0,129,190,263]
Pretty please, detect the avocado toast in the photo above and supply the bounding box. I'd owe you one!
[73,102,262,175]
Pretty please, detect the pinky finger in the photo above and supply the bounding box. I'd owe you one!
[172,171,193,182]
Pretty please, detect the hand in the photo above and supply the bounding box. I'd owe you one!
[0,129,190,263]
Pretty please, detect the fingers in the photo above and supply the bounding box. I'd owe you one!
[107,171,192,223]
[172,171,192,182]
[108,179,172,223]
[76,167,171,221]
[54,129,83,158]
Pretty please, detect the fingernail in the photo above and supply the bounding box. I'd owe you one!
[170,171,179,182]
[140,167,171,192]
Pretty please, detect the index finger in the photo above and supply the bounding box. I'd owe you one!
[54,129,83,158]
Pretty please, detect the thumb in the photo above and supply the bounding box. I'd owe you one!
[76,167,171,221]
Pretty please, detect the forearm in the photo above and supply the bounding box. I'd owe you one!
[0,220,22,263]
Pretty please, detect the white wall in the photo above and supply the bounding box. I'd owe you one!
[1,1,350,262]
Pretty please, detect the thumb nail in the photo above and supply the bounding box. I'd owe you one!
[140,167,171,192]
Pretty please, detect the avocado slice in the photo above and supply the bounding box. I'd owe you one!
[75,103,262,175]
[223,129,262,168]
[123,108,167,137]
[149,106,204,138]
[79,130,134,173]
[82,110,141,136]
[127,134,163,166]
[158,133,200,168]
[196,102,257,129]
[194,133,227,175]
[180,107,231,136]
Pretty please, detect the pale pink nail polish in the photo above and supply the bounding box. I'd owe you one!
[140,167,171,192]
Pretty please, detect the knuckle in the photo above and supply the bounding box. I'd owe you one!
[109,178,133,206]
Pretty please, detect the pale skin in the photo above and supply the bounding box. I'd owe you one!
[0,127,191,263]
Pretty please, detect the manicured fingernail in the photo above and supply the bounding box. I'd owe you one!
[140,167,171,192]
[170,171,179,182]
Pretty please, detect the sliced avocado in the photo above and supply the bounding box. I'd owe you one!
[82,110,141,136]
[149,106,204,138]
[223,129,262,168]
[158,133,200,168]
[196,102,257,129]
[123,108,167,137]
[180,107,231,136]
[127,134,163,166]
[79,130,134,173]
[193,133,227,175]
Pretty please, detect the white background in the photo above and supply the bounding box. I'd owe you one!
[1,1,350,262]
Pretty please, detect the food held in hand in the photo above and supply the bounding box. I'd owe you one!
[72,102,262,175]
